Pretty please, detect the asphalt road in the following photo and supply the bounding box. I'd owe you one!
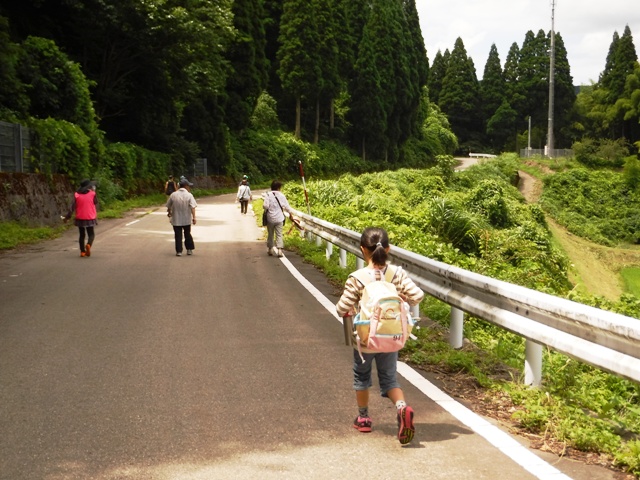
[0,193,621,480]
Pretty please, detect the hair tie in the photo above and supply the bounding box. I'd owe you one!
[376,242,382,247]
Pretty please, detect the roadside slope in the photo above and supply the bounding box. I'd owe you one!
[517,170,640,300]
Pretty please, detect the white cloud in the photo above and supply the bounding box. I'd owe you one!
[416,0,640,85]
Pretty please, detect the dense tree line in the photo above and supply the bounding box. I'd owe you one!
[429,25,640,155]
[1,1,638,180]
[0,0,449,180]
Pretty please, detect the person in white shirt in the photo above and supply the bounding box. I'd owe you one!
[166,178,197,256]
[262,180,295,257]
[236,179,252,214]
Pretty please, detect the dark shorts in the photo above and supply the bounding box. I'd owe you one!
[353,350,401,397]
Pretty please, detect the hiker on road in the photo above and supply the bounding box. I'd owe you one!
[166,177,197,257]
[64,179,98,258]
[236,178,252,215]
[336,227,424,444]
[263,180,295,258]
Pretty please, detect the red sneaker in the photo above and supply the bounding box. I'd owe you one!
[352,415,372,433]
[397,406,415,444]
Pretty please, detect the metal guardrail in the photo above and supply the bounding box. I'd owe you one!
[293,208,640,386]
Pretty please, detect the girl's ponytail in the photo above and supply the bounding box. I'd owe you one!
[360,227,389,267]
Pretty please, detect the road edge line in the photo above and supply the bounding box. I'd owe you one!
[279,255,573,480]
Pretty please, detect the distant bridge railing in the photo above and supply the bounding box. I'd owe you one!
[292,209,640,386]
[468,152,497,158]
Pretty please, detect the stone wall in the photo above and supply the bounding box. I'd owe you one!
[0,173,73,225]
[0,173,236,226]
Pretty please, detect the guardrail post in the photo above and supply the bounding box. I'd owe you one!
[450,307,464,349]
[356,257,364,269]
[326,242,333,260]
[411,304,420,320]
[524,340,542,387]
[339,248,347,268]
[316,235,323,247]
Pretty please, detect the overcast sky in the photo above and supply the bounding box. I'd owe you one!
[416,0,640,86]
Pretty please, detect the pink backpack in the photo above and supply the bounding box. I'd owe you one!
[351,266,413,360]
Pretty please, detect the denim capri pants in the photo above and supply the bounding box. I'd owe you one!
[353,350,401,397]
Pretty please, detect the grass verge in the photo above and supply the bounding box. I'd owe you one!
[0,221,68,250]
[621,268,640,298]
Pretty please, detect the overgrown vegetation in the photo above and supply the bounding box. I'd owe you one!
[272,155,640,476]
[541,167,640,246]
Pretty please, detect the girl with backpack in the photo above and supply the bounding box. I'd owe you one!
[336,227,424,444]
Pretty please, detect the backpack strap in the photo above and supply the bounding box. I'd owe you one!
[351,265,397,285]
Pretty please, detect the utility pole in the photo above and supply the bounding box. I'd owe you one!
[547,0,556,159]
[528,116,532,157]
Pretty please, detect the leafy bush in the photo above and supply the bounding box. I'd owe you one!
[573,138,629,167]
[28,117,91,182]
[102,142,171,194]
[466,179,511,228]
[624,155,640,190]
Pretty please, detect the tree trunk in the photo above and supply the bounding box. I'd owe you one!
[330,98,335,130]
[314,97,319,144]
[362,136,366,162]
[295,95,301,139]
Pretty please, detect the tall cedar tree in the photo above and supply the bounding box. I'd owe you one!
[428,50,449,105]
[551,32,577,147]
[386,0,423,161]
[503,42,525,119]
[349,0,424,162]
[480,44,506,129]
[607,26,638,104]
[439,37,481,149]
[313,0,342,142]
[224,0,269,133]
[480,44,510,150]
[277,0,321,138]
[262,0,284,109]
[610,25,639,140]
[599,31,620,89]
[592,26,638,140]
[517,30,549,130]
[336,0,369,133]
[350,0,390,160]
[402,0,430,137]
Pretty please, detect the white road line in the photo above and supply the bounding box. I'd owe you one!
[279,255,573,480]
[125,220,140,226]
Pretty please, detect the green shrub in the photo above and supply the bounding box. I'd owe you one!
[573,138,629,167]
[624,155,640,190]
[28,117,91,182]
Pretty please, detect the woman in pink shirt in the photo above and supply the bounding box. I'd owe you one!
[64,179,98,257]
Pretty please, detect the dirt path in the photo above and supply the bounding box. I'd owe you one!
[517,170,640,300]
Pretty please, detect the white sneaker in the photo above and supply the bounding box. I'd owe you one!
[187,250,193,255]
[176,252,182,256]
[268,247,274,256]
[277,248,284,257]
